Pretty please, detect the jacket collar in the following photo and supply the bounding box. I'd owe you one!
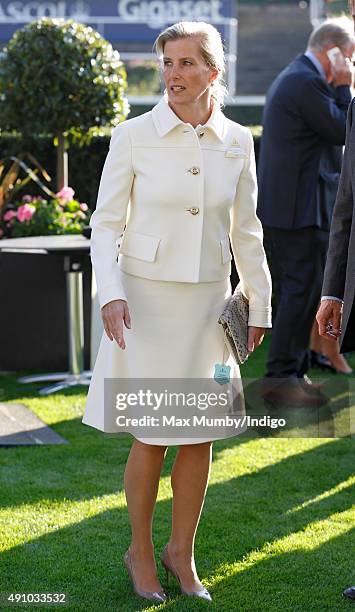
[296,53,334,92]
[151,93,225,142]
[303,50,326,80]
[296,53,320,75]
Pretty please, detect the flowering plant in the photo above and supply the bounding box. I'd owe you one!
[0,187,90,238]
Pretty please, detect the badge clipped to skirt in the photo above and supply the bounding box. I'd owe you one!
[214,342,231,385]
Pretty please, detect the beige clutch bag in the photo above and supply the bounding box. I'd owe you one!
[218,282,249,365]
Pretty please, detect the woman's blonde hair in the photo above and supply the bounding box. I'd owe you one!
[153,21,227,107]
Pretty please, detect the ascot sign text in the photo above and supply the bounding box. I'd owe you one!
[117,1,225,22]
[0,1,226,23]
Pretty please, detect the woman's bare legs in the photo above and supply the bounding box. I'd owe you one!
[310,319,324,355]
[321,336,353,374]
[166,441,213,590]
[124,440,168,591]
[310,319,352,374]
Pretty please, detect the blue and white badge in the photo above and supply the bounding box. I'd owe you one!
[214,363,231,385]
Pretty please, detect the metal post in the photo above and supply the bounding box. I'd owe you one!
[310,0,326,27]
[17,245,91,395]
[57,132,69,191]
[66,265,84,376]
[228,18,238,97]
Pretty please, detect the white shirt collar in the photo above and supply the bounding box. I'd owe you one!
[151,93,226,142]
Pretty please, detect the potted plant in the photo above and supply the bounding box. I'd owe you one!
[0,187,90,239]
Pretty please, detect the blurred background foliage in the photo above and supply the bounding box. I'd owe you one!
[125,60,161,95]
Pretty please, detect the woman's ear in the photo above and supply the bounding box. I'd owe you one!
[209,67,219,86]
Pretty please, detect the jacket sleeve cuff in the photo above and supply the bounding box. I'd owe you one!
[248,308,272,328]
[321,295,343,303]
[99,284,127,309]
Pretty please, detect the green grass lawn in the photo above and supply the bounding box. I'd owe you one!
[0,334,354,611]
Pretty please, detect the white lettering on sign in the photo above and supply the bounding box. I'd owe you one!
[117,0,224,24]
[0,1,90,21]
[0,0,226,24]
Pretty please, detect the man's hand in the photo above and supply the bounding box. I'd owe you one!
[101,299,131,349]
[316,299,343,341]
[247,327,265,353]
[332,54,353,87]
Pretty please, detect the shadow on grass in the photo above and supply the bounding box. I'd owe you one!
[211,527,355,612]
[0,401,354,507]
[1,430,354,611]
[0,372,88,403]
[242,375,354,439]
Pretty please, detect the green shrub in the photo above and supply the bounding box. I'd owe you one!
[0,18,128,143]
[0,18,129,190]
[126,62,161,96]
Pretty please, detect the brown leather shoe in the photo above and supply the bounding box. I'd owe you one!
[261,377,328,408]
[299,374,324,393]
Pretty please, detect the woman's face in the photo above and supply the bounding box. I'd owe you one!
[162,37,218,106]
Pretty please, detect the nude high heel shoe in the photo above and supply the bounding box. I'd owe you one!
[160,544,212,602]
[123,549,167,603]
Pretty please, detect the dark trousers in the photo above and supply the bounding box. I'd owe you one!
[264,226,329,378]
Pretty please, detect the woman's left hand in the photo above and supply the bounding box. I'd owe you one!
[247,327,265,353]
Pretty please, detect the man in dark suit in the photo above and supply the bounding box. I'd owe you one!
[317,96,355,354]
[257,19,354,406]
[316,91,355,592]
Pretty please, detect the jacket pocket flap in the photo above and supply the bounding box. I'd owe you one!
[119,231,161,262]
[220,236,232,264]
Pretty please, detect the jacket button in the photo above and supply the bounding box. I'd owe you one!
[185,207,200,215]
[188,166,200,175]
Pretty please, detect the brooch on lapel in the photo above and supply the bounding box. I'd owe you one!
[225,138,247,158]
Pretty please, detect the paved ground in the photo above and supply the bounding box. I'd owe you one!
[0,402,69,446]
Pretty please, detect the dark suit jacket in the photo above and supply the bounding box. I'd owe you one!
[316,144,343,231]
[322,99,355,352]
[257,54,350,229]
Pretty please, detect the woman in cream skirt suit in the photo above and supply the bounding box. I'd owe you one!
[82,21,272,604]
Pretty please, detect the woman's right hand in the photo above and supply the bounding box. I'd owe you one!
[101,299,131,349]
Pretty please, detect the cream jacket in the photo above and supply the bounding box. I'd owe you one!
[90,95,272,328]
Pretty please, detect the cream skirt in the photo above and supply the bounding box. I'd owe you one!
[82,270,246,444]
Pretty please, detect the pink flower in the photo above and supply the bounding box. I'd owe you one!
[56,187,75,202]
[80,203,88,211]
[3,209,17,221]
[17,204,36,222]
